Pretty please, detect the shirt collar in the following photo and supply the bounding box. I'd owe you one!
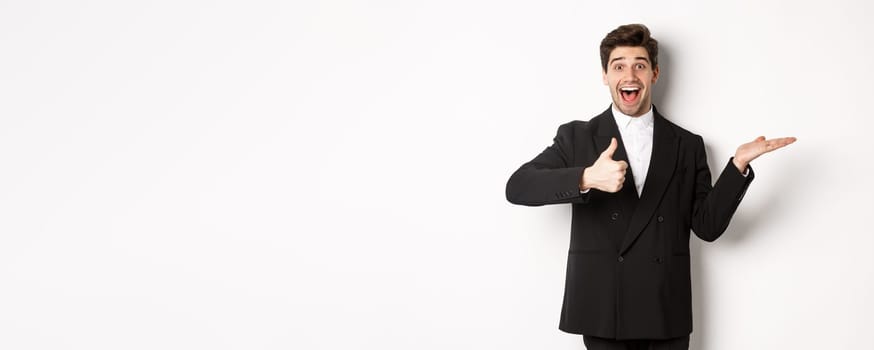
[611,104,654,130]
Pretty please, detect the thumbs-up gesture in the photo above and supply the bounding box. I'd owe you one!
[580,138,628,193]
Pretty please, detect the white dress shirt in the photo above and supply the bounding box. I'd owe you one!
[611,104,654,197]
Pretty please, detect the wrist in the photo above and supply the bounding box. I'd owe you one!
[580,167,591,191]
[732,157,748,173]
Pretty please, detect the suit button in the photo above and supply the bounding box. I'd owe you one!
[657,216,664,223]
[611,212,619,220]
[617,256,624,262]
[654,257,663,263]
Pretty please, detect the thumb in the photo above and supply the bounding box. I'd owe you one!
[601,137,618,159]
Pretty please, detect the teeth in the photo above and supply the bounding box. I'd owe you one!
[620,87,640,92]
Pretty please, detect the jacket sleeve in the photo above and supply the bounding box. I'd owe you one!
[690,135,755,242]
[505,123,590,206]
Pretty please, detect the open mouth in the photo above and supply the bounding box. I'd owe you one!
[620,87,640,104]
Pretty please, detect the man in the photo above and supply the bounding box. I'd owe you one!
[505,24,795,349]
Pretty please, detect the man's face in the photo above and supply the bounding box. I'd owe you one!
[602,46,659,117]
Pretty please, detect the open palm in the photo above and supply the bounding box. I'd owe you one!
[733,136,797,171]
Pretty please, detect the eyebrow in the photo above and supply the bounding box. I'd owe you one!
[610,56,651,65]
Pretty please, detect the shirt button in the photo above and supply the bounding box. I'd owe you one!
[618,256,624,262]
[611,212,619,220]
[657,216,664,223]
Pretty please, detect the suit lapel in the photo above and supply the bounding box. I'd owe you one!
[619,109,679,255]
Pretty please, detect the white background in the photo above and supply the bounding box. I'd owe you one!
[1,1,872,349]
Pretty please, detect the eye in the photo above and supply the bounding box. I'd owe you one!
[614,65,623,71]
[635,63,646,69]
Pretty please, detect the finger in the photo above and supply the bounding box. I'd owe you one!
[617,160,629,170]
[771,136,797,144]
[764,137,797,151]
[755,136,766,142]
[601,137,618,159]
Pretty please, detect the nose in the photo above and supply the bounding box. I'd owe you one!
[622,68,637,81]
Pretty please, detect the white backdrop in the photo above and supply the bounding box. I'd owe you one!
[1,0,872,349]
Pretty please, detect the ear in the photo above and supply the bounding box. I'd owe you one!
[602,68,608,85]
[652,65,660,84]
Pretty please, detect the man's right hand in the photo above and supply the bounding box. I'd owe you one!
[580,137,628,193]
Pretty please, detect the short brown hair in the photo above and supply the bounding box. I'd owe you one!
[600,24,659,72]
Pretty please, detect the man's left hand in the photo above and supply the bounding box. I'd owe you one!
[732,136,797,172]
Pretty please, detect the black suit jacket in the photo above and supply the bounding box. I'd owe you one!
[506,107,753,339]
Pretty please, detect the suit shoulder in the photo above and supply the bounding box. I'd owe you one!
[559,110,611,133]
[661,116,703,141]
[555,120,592,137]
[555,108,610,137]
